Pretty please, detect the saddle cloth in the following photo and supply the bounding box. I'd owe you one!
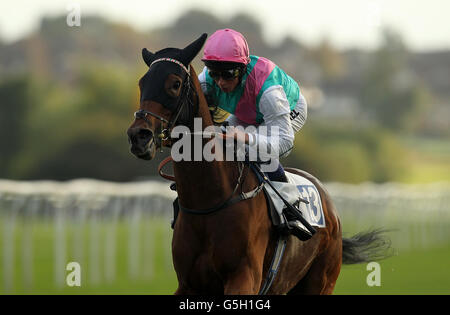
[264,172,326,228]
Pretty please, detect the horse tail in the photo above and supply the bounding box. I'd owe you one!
[342,228,393,264]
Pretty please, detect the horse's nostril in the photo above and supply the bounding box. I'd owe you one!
[127,128,153,145]
[138,129,153,140]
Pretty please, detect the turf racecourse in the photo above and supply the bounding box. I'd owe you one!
[1,217,449,295]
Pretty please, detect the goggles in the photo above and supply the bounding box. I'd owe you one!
[208,68,240,81]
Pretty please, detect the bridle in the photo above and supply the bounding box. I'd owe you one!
[133,57,198,142]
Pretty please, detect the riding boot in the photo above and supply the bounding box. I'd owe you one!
[283,205,313,241]
[265,162,312,240]
[287,219,313,241]
[253,161,313,241]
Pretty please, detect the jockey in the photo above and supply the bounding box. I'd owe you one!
[199,28,307,181]
[198,29,311,240]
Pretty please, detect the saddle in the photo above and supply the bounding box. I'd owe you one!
[263,171,326,229]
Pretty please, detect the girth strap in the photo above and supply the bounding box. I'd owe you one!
[258,236,287,295]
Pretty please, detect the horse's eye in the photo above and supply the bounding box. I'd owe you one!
[165,74,183,97]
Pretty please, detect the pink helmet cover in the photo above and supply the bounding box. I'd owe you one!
[202,29,250,65]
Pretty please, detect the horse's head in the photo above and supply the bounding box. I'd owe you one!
[127,33,208,160]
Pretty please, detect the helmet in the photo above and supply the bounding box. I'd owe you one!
[202,29,250,66]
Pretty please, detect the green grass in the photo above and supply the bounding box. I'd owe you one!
[334,245,450,295]
[0,217,178,294]
[1,216,449,295]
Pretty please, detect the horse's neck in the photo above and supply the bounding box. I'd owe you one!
[189,66,213,127]
[172,66,236,208]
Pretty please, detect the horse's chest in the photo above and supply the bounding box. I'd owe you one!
[172,220,252,293]
[174,240,242,292]
[175,250,222,292]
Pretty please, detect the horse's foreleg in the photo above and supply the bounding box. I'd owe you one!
[174,284,201,295]
[174,285,190,295]
[223,264,261,295]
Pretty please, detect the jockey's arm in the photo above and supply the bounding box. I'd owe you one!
[248,86,295,158]
[224,86,297,159]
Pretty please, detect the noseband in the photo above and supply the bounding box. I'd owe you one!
[133,58,198,141]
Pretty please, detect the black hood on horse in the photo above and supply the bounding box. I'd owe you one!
[140,34,207,111]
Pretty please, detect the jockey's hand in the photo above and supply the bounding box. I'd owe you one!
[218,126,249,144]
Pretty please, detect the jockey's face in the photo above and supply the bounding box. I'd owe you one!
[208,66,241,93]
[214,76,240,93]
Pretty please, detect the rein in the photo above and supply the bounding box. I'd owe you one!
[158,156,176,181]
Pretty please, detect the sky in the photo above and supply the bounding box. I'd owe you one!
[1,0,450,51]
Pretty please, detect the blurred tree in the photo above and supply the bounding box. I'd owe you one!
[9,63,155,181]
[229,13,262,36]
[285,122,408,183]
[0,75,32,177]
[313,38,345,81]
[228,13,266,54]
[359,29,430,131]
[169,9,225,45]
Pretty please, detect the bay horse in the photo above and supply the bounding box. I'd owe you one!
[127,34,390,294]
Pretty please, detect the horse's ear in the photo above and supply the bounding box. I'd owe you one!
[142,48,155,67]
[180,33,208,67]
